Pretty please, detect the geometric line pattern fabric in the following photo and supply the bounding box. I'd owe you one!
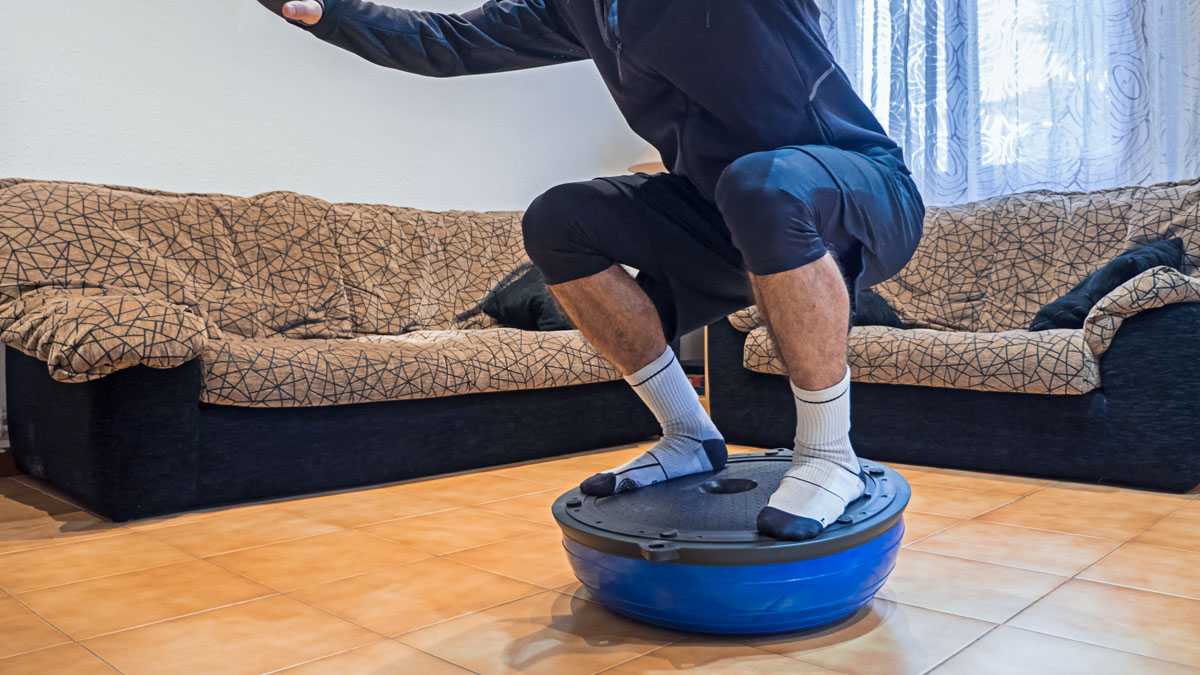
[1084,266,1200,357]
[0,287,208,382]
[201,329,622,408]
[875,176,1200,334]
[744,324,1101,395]
[0,178,622,405]
[731,177,1200,395]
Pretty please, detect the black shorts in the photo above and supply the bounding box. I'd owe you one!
[521,145,925,341]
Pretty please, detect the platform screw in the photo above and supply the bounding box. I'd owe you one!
[566,498,582,508]
[867,467,885,476]
[659,529,678,538]
[836,515,853,524]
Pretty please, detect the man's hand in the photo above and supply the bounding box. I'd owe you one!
[281,0,323,25]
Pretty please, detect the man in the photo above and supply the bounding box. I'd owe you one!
[261,0,924,541]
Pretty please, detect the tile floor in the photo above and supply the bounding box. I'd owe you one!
[1,444,1199,674]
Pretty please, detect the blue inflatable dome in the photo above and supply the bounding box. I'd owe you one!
[552,451,910,634]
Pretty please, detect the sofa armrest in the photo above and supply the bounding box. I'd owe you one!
[0,287,210,382]
[728,306,762,333]
[1084,267,1200,357]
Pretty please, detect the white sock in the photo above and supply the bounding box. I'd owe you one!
[759,367,864,539]
[580,347,727,496]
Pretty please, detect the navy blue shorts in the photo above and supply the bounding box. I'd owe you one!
[521,145,925,341]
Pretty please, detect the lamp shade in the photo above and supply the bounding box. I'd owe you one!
[628,145,667,174]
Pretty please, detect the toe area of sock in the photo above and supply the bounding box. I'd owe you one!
[580,472,616,497]
[756,506,825,541]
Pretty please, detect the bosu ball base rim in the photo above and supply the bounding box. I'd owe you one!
[552,451,911,634]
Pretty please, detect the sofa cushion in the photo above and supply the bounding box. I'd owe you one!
[200,328,621,407]
[1030,238,1185,331]
[875,178,1200,333]
[333,204,530,334]
[743,325,1100,395]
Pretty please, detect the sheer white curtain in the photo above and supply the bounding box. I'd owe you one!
[816,0,1200,205]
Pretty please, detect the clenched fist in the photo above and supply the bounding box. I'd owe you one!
[258,0,323,25]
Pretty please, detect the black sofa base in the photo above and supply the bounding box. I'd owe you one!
[7,348,658,521]
[708,305,1200,493]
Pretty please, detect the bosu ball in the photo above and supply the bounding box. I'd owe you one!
[552,450,910,634]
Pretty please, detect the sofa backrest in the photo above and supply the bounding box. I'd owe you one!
[876,177,1200,332]
[0,179,528,339]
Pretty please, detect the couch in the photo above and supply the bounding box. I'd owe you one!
[709,178,1200,492]
[0,179,657,520]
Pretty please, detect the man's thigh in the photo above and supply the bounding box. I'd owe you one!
[523,172,753,341]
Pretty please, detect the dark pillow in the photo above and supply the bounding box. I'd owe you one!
[854,288,907,328]
[480,265,572,331]
[1030,238,1184,331]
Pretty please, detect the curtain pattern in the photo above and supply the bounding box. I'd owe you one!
[816,0,1200,205]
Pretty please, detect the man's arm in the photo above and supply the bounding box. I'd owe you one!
[261,0,588,77]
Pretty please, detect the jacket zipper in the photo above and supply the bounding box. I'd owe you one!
[605,0,624,80]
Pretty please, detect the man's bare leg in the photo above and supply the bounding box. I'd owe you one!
[551,265,727,496]
[548,265,666,376]
[751,252,865,540]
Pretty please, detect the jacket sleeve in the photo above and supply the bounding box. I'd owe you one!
[282,0,589,77]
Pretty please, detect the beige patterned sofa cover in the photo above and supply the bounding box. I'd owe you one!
[731,178,1200,395]
[0,179,622,407]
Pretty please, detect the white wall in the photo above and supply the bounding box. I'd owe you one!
[0,0,645,211]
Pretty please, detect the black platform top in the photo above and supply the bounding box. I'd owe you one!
[553,452,911,566]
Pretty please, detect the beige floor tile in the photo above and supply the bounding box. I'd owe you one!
[1079,542,1200,600]
[906,484,1017,518]
[292,557,542,636]
[604,638,837,673]
[0,481,79,523]
[142,509,340,557]
[123,502,279,532]
[877,549,1066,622]
[575,443,654,466]
[83,595,376,675]
[279,640,470,674]
[910,521,1121,576]
[0,596,69,659]
[0,643,116,674]
[0,512,122,555]
[1174,498,1200,520]
[475,489,563,526]
[934,625,1198,675]
[900,512,962,547]
[400,590,684,675]
[1023,485,1188,516]
[1009,579,1200,667]
[447,530,576,589]
[908,470,1050,496]
[0,532,192,594]
[277,489,455,528]
[361,507,548,555]
[1133,516,1200,553]
[17,560,272,639]
[395,473,553,506]
[210,529,429,591]
[875,462,930,480]
[493,456,614,487]
[978,496,1169,541]
[742,599,993,675]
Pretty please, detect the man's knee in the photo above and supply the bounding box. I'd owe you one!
[521,181,616,284]
[715,150,828,275]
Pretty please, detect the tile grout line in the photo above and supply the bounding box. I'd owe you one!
[588,631,696,675]
[990,499,1200,670]
[919,623,1003,675]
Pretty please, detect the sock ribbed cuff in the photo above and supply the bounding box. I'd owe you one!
[626,347,706,431]
[792,367,852,448]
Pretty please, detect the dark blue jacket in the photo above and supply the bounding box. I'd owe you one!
[293,0,906,202]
